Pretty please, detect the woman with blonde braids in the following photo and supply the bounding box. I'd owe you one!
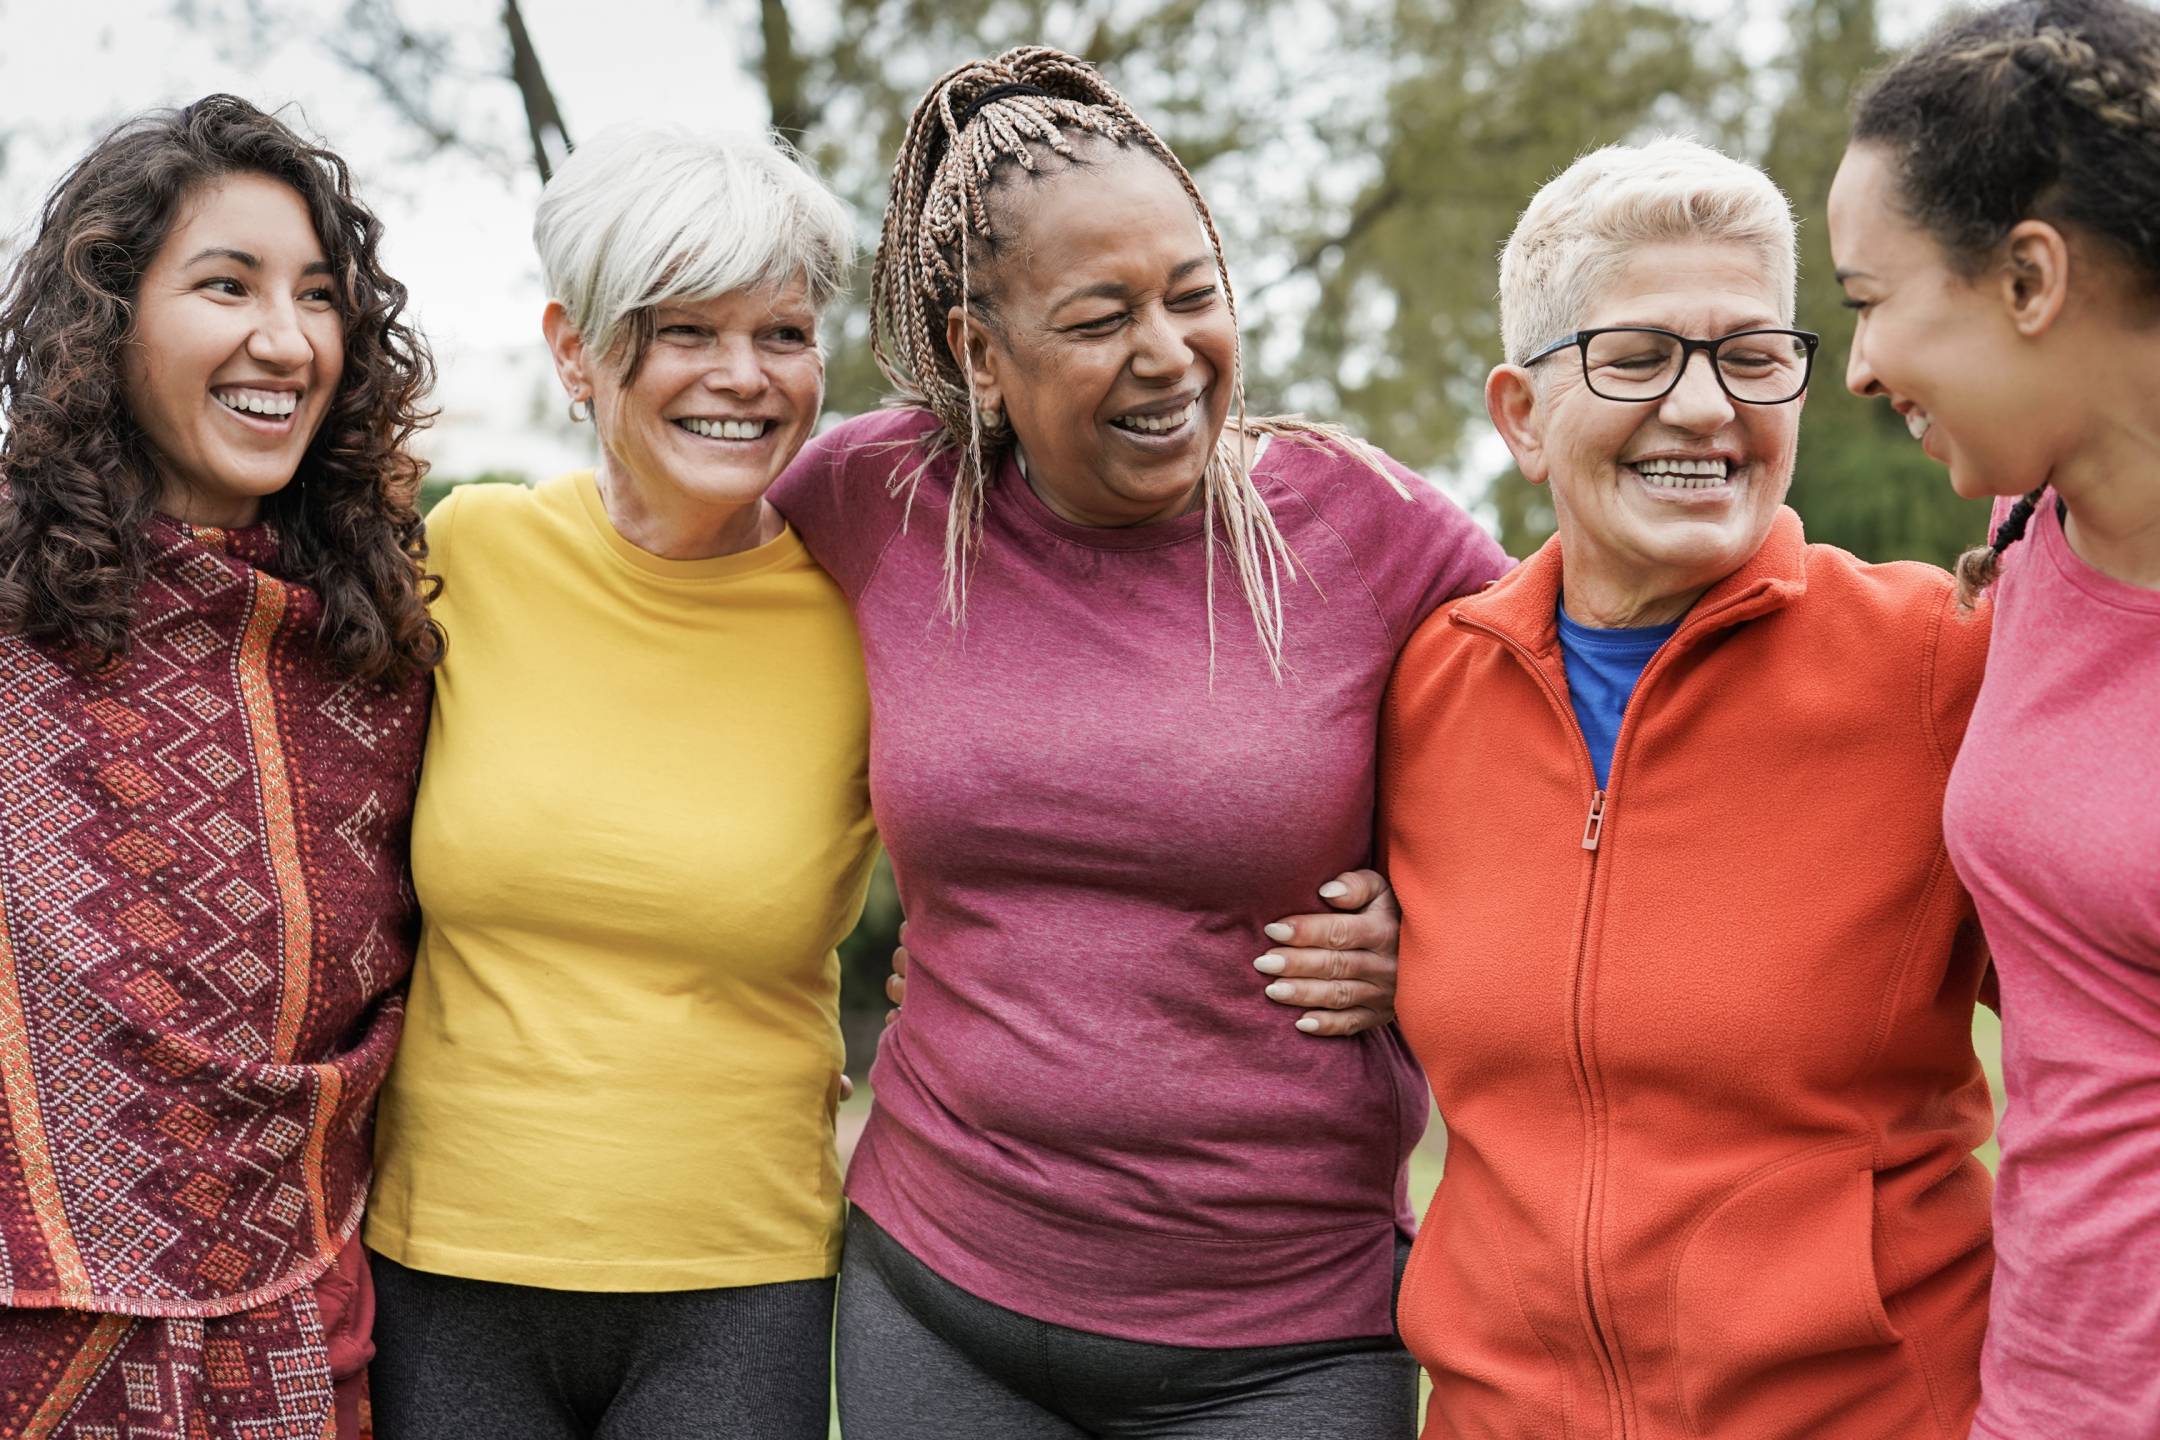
[771,46,1507,1437]
[1830,1,2160,1434]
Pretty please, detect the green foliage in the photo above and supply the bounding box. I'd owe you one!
[417,470,528,515]
[1759,0,1989,566]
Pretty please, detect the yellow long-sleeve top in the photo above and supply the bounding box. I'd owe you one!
[366,473,877,1290]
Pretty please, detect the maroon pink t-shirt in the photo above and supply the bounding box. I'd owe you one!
[772,407,1507,1346]
[1949,498,2160,1439]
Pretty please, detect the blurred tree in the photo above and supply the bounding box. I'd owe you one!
[1279,0,1747,558]
[1759,0,1987,565]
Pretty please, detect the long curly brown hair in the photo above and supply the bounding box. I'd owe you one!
[0,94,442,683]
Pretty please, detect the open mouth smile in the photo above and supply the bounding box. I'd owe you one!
[1624,455,1738,496]
[676,417,778,442]
[213,385,302,431]
[1107,396,1201,446]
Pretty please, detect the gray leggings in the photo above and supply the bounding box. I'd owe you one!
[367,1250,833,1440]
[835,1209,1418,1439]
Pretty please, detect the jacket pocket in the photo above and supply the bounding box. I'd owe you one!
[1404,1178,1574,1439]
[1670,1145,1903,1437]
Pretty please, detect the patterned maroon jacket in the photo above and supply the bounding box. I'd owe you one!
[0,517,426,1316]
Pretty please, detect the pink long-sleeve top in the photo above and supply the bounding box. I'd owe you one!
[771,407,1507,1347]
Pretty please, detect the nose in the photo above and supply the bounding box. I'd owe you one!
[1128,303,1195,381]
[701,336,769,397]
[1844,330,1880,398]
[245,295,313,371]
[1657,346,1735,431]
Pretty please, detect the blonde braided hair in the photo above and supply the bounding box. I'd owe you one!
[871,45,1403,677]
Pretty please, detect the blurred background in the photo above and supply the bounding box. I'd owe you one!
[0,0,1999,1135]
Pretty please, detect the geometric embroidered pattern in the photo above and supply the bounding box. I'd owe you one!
[0,516,426,1317]
[0,1280,347,1438]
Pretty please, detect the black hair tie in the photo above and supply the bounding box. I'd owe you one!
[955,83,1057,129]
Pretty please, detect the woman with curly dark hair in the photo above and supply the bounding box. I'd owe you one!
[1830,1,2160,1435]
[0,94,437,1439]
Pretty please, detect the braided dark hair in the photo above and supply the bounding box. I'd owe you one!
[875,46,1402,677]
[1853,0,2160,605]
[0,95,442,681]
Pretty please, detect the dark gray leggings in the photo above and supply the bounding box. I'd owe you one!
[835,1210,1419,1439]
[367,1250,833,1440]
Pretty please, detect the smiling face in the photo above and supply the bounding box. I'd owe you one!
[567,278,825,516]
[1828,142,2070,501]
[120,172,345,528]
[950,145,1236,527]
[1490,239,1802,624]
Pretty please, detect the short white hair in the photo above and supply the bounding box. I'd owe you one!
[534,125,855,364]
[1498,136,1797,365]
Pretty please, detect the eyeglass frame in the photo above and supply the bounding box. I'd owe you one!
[1520,325,1822,405]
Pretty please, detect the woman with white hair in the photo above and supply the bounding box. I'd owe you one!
[1383,137,1996,1438]
[361,128,877,1436]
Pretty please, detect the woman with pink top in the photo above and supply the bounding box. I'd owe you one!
[772,46,1506,1439]
[1830,3,2160,1435]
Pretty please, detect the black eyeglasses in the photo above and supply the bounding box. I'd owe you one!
[1523,326,1820,405]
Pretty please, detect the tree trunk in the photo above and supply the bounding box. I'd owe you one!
[504,0,571,181]
[760,0,814,139]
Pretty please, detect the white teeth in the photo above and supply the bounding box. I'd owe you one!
[1111,401,1194,435]
[1905,410,1931,442]
[680,418,768,441]
[215,388,297,418]
[1630,457,1731,489]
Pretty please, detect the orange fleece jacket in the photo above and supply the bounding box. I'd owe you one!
[1382,509,1995,1440]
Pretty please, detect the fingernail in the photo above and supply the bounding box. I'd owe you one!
[1266,981,1293,1000]
[1318,880,1348,899]
[1296,1016,1321,1033]
[1252,955,1285,974]
[1264,922,1294,943]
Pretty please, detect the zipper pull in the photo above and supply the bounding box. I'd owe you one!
[1582,790,1607,851]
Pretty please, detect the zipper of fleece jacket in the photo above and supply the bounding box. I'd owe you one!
[1458,614,1630,1440]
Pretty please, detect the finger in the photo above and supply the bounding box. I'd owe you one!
[885,971,906,1006]
[892,937,909,978]
[1262,908,1394,954]
[1293,1006,1389,1037]
[884,1007,900,1028]
[1315,868,1390,911]
[1252,946,1393,983]
[839,1073,855,1102]
[1261,977,1390,1012]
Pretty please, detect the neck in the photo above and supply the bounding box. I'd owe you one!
[158,481,262,530]
[2049,388,2160,589]
[1557,562,1703,629]
[595,454,775,560]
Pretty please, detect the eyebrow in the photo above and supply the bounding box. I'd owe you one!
[1050,256,1215,312]
[1606,315,1787,332]
[183,246,334,276]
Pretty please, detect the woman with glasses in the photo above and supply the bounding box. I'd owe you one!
[1381,138,1996,1438]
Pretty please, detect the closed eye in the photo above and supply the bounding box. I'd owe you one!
[1069,312,1126,334]
[1170,285,1218,308]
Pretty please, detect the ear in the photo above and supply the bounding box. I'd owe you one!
[945,304,1005,416]
[1485,364,1552,485]
[1998,220,2072,339]
[542,301,593,403]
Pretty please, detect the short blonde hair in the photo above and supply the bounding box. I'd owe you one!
[534,125,855,366]
[1498,136,1797,365]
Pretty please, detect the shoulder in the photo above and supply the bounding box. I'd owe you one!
[1261,428,1511,644]
[1796,542,1991,766]
[772,407,951,597]
[423,478,568,582]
